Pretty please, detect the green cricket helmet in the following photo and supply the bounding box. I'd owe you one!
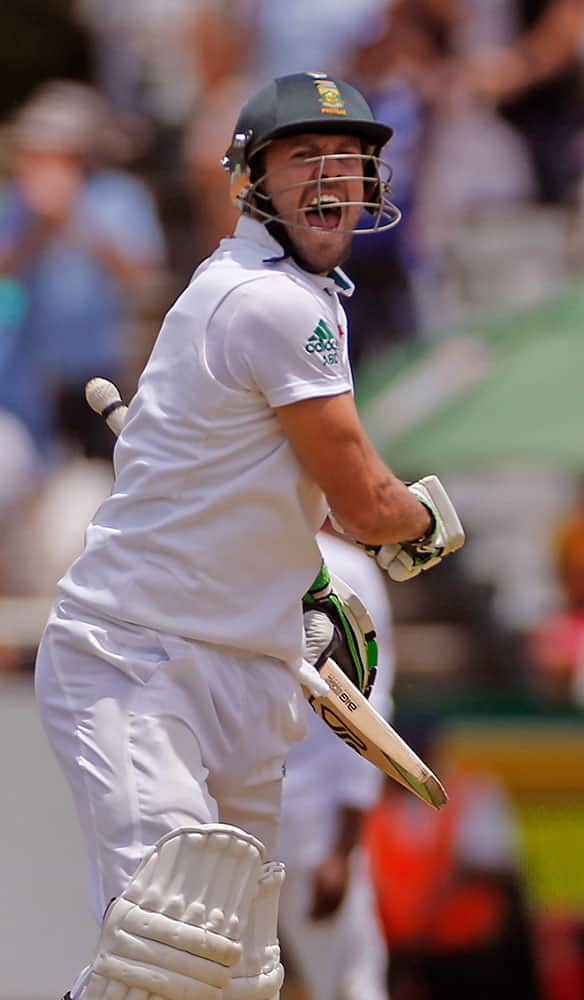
[221,72,400,235]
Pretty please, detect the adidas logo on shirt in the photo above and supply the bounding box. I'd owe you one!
[304,319,339,365]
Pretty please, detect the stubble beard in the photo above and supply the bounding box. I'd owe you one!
[286,225,354,274]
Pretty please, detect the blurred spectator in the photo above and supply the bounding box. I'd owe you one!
[527,508,584,706]
[0,410,43,667]
[2,451,113,601]
[0,407,39,587]
[79,2,254,280]
[77,0,207,130]
[463,0,584,204]
[248,0,389,83]
[278,528,394,1000]
[364,727,542,999]
[0,411,39,522]
[182,3,256,269]
[0,0,96,124]
[0,80,165,460]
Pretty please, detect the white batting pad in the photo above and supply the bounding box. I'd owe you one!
[81,824,265,1000]
[223,861,286,1000]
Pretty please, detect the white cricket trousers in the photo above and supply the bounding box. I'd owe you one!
[35,598,307,925]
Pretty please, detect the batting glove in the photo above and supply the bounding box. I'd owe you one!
[303,561,377,698]
[367,475,465,582]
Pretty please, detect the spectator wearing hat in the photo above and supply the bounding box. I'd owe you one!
[0,81,165,460]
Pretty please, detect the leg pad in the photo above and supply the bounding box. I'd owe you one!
[81,824,265,1000]
[223,862,285,1000]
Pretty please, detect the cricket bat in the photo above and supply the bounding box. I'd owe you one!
[85,377,448,810]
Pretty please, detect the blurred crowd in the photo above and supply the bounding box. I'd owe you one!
[1,2,584,998]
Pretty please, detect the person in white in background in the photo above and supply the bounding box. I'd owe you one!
[278,526,393,1000]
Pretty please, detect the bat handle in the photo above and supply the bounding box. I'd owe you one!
[85,377,128,437]
[102,400,128,438]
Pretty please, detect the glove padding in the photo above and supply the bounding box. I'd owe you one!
[367,474,465,581]
[303,561,377,698]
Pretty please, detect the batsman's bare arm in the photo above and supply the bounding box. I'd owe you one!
[275,391,431,544]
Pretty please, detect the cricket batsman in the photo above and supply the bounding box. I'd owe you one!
[35,71,464,1000]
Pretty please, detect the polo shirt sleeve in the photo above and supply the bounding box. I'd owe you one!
[214,275,353,407]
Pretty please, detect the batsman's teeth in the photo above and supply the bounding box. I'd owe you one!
[308,194,341,209]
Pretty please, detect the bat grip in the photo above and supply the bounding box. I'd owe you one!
[103,401,128,437]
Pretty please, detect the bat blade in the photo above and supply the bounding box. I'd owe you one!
[308,659,448,809]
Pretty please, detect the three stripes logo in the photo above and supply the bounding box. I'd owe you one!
[304,318,340,366]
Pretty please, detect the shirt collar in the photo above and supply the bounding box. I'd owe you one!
[231,215,355,298]
[233,214,285,257]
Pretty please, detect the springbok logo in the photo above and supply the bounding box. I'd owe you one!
[314,79,347,116]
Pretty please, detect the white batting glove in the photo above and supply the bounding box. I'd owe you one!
[370,475,465,581]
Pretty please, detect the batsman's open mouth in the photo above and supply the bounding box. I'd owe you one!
[304,195,343,231]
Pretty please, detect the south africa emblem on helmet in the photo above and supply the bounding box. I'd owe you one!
[315,79,347,115]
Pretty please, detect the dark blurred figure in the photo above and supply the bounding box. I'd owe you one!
[342,2,436,371]
[0,81,165,461]
[463,0,584,204]
[341,209,421,374]
[527,509,584,706]
[364,725,542,1000]
[0,0,96,123]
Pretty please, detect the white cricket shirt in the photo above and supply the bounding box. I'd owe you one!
[60,216,354,665]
